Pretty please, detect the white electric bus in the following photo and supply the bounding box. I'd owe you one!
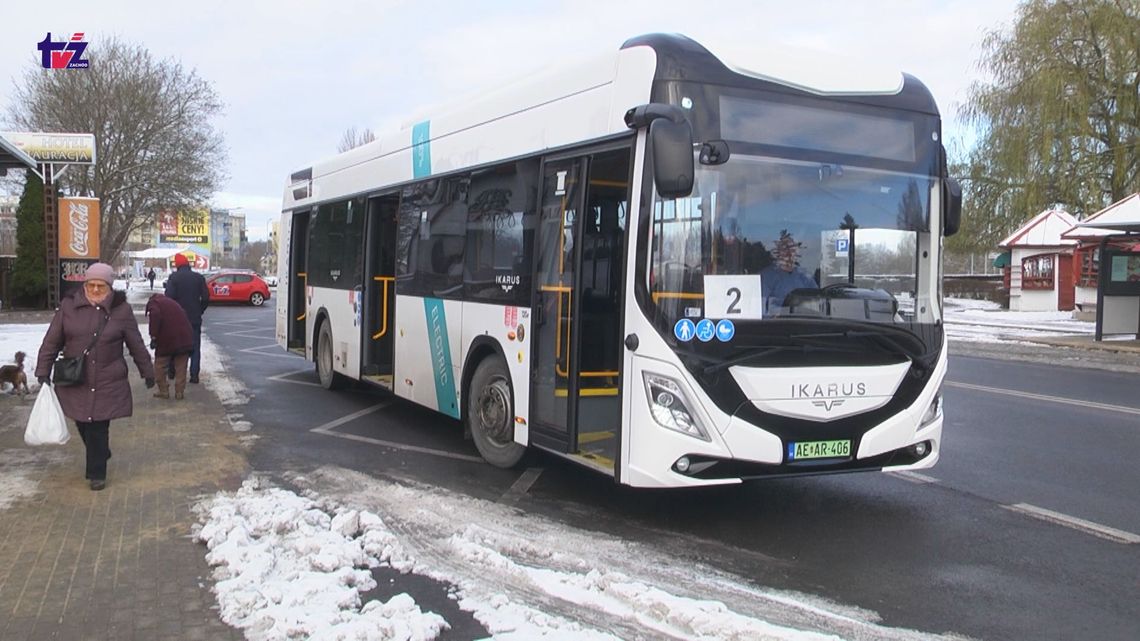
[276,34,962,488]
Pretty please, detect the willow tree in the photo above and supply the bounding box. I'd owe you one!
[953,0,1140,253]
[7,37,228,263]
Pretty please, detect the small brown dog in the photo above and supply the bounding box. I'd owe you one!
[0,351,30,396]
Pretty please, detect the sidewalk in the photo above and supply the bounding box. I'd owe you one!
[0,373,248,640]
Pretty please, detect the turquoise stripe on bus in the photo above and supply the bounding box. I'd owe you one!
[423,297,459,419]
[412,120,431,178]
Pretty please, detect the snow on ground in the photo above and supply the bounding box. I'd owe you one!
[199,333,250,407]
[0,324,77,509]
[193,478,449,641]
[194,470,971,641]
[944,298,1093,331]
[942,298,1097,344]
[0,449,70,510]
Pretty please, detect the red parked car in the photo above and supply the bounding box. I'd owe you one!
[206,271,271,306]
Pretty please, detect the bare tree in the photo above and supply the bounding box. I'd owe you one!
[6,37,228,264]
[337,126,376,152]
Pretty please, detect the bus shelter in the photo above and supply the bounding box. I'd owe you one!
[1073,194,1140,340]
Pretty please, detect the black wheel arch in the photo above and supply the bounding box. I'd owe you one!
[461,336,511,440]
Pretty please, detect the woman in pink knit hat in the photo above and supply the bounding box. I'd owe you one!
[35,262,156,490]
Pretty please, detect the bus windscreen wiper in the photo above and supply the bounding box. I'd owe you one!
[791,321,936,369]
[699,339,869,376]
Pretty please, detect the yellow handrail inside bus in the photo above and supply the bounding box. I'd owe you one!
[539,285,572,377]
[295,272,307,321]
[651,292,705,303]
[589,179,628,187]
[372,276,394,340]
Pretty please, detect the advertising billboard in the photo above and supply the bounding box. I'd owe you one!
[159,208,210,244]
[0,131,96,164]
[58,196,100,259]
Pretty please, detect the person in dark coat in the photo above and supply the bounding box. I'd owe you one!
[34,262,156,491]
[145,293,194,400]
[164,253,210,383]
[146,268,157,289]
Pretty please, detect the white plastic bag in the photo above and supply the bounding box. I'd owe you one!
[25,384,71,446]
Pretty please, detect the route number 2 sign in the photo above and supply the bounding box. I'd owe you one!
[703,275,763,320]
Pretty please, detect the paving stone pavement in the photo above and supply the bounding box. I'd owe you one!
[0,373,250,641]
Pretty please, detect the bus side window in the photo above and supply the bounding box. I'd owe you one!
[404,176,469,298]
[464,159,539,306]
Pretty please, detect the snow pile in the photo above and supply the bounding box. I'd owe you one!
[194,472,975,640]
[193,478,447,641]
[199,333,251,406]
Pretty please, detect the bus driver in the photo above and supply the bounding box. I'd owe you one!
[760,230,816,313]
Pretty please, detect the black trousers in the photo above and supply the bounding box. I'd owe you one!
[76,420,111,481]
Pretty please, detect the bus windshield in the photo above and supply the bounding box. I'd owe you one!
[648,153,940,340]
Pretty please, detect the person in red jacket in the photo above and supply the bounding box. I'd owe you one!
[145,293,194,400]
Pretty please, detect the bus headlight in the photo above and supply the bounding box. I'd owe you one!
[643,372,710,441]
[920,389,943,428]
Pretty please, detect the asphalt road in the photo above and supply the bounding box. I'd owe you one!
[202,302,1140,641]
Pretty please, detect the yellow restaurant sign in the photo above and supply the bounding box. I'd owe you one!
[0,131,96,164]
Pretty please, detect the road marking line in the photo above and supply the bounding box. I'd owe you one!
[313,428,485,463]
[211,319,258,327]
[224,327,276,338]
[268,368,323,387]
[1003,503,1140,545]
[499,468,544,505]
[946,381,1140,416]
[309,403,486,462]
[310,402,391,432]
[889,471,939,484]
[239,344,301,359]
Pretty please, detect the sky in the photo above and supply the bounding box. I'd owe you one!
[0,0,1023,241]
[0,299,1110,639]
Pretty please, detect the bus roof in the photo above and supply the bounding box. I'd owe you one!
[284,34,933,211]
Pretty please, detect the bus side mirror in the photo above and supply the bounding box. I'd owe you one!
[943,177,962,237]
[649,118,694,199]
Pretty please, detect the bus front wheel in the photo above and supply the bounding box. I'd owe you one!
[316,320,348,390]
[468,357,525,468]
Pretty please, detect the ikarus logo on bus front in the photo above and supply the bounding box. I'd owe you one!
[731,361,910,422]
[793,380,861,410]
[792,382,868,412]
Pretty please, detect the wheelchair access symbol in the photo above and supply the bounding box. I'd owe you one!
[695,319,716,342]
[674,318,696,342]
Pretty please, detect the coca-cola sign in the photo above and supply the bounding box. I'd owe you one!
[58,197,100,259]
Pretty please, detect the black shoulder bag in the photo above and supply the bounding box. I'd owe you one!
[53,311,109,386]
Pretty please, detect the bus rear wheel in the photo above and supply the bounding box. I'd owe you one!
[316,320,348,390]
[468,357,525,468]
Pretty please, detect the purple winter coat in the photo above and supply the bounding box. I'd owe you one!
[35,289,156,423]
[145,294,194,356]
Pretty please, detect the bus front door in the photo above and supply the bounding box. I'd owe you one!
[531,149,628,476]
[361,194,399,389]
